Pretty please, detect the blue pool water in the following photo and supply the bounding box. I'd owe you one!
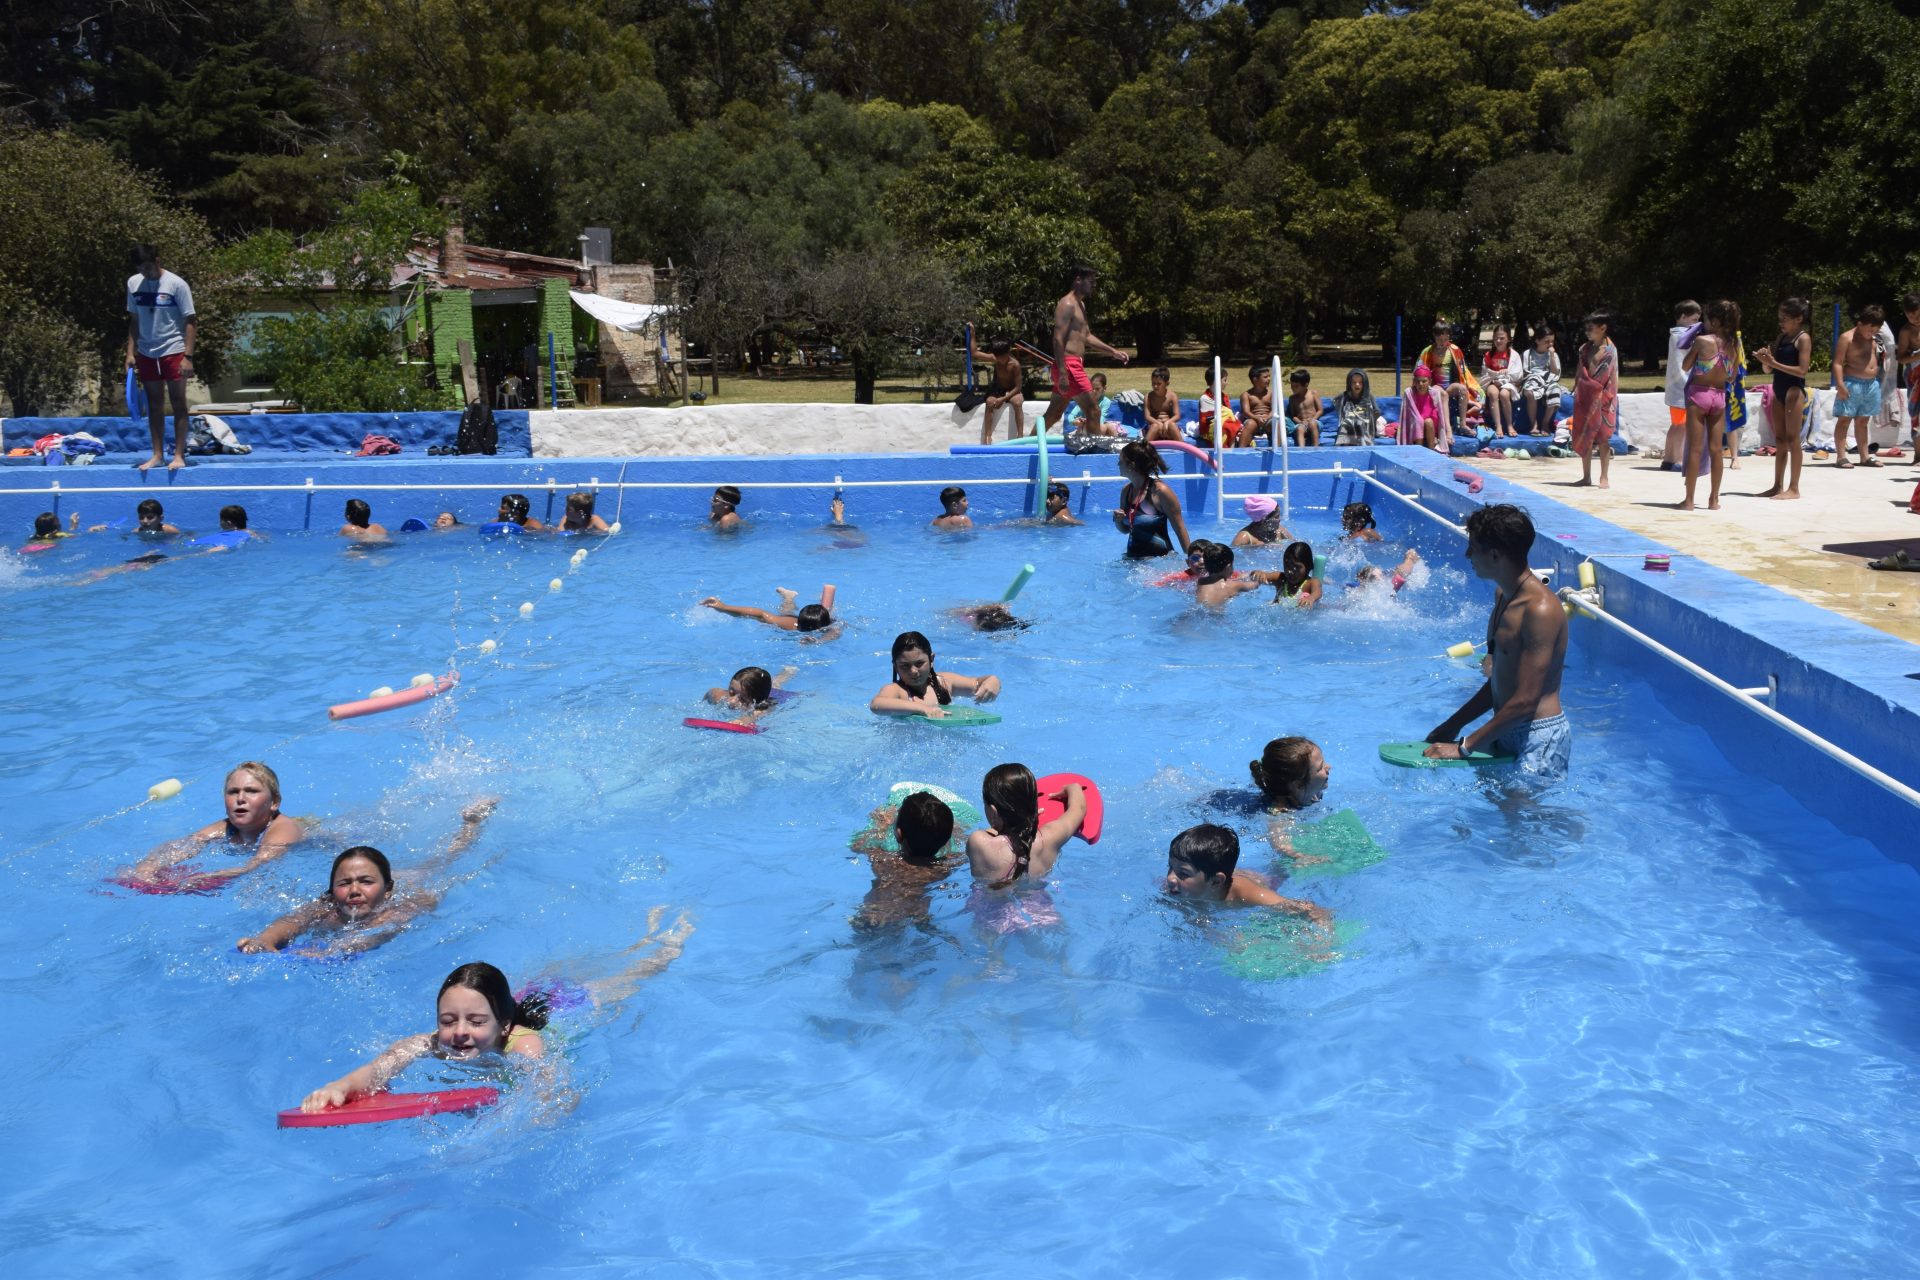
[3,502,1919,1277]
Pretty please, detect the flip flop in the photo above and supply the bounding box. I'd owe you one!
[1862,459,1883,467]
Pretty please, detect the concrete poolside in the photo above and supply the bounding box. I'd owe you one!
[1458,447,1920,644]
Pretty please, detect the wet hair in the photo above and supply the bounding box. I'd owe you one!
[437,961,549,1035]
[1200,542,1234,576]
[500,493,531,523]
[1070,263,1097,284]
[220,504,248,530]
[227,760,282,807]
[1581,310,1613,340]
[1674,299,1702,322]
[566,491,595,516]
[1854,302,1885,326]
[1283,541,1315,577]
[939,486,966,513]
[137,498,164,520]
[1778,297,1811,322]
[130,244,160,270]
[796,603,832,631]
[889,631,950,705]
[1341,501,1377,532]
[33,512,59,537]
[1169,823,1240,883]
[1046,481,1070,506]
[1463,502,1536,566]
[1118,440,1166,482]
[972,603,1026,632]
[982,763,1039,890]
[1186,537,1217,559]
[1706,298,1742,336]
[713,485,742,510]
[731,666,773,706]
[330,846,394,893]
[344,499,371,527]
[1249,737,1319,805]
[1151,367,1170,382]
[895,792,955,861]
[988,339,1010,356]
[1289,368,1311,385]
[435,511,459,527]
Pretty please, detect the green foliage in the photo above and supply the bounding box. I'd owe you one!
[0,128,231,385]
[797,244,970,403]
[0,291,91,416]
[222,178,458,412]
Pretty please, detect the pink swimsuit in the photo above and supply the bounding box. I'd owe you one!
[1687,350,1731,416]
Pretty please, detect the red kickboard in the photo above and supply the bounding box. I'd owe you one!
[104,863,231,896]
[278,1086,500,1128]
[683,717,761,734]
[1036,773,1103,845]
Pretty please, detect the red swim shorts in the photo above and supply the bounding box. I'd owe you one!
[134,354,188,383]
[1052,356,1093,400]
[1668,406,1687,428]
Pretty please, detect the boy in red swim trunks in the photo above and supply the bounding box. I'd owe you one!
[125,245,198,473]
[1041,265,1130,438]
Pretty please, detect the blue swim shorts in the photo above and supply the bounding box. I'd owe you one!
[1492,712,1572,780]
[1834,375,1883,419]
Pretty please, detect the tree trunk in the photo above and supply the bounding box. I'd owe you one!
[851,346,878,404]
[1135,310,1166,364]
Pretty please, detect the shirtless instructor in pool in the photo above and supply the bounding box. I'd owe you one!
[1423,504,1570,779]
[1041,265,1130,438]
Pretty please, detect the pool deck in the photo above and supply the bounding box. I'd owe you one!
[1460,450,1920,646]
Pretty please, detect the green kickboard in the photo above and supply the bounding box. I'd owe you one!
[1223,916,1364,981]
[1288,810,1387,875]
[849,782,983,854]
[1378,741,1515,769]
[911,707,1002,728]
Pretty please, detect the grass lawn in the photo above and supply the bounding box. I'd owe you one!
[610,344,1666,409]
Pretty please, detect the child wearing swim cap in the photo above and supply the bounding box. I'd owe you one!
[1232,495,1288,547]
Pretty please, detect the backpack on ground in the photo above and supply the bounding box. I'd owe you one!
[456,399,497,455]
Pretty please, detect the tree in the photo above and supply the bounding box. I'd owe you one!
[675,223,799,398]
[222,177,458,412]
[0,128,230,402]
[0,292,91,415]
[798,245,970,404]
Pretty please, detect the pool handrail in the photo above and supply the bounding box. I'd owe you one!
[1560,585,1920,812]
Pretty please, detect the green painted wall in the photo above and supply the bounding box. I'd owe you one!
[428,288,474,393]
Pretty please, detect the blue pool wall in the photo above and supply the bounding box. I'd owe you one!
[4,444,1915,865]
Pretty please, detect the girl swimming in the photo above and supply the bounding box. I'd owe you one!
[1340,501,1382,542]
[298,911,692,1114]
[869,631,1001,718]
[965,763,1086,914]
[1249,736,1331,861]
[1111,440,1191,558]
[1232,495,1289,547]
[704,665,797,719]
[124,761,306,890]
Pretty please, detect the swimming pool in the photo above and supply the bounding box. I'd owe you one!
[4,457,1919,1277]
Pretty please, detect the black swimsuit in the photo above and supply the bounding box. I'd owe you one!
[1772,333,1805,394]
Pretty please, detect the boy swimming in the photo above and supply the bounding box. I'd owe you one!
[850,790,965,929]
[1163,823,1330,922]
[701,584,838,635]
[931,486,973,530]
[709,485,743,530]
[123,760,306,890]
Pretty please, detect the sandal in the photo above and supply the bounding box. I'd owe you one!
[1868,550,1920,571]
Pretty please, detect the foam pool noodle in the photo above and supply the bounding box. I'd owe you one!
[1445,641,1478,659]
[410,673,435,688]
[1002,564,1036,602]
[368,686,394,699]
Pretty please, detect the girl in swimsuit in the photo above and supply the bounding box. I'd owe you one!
[235,798,495,955]
[298,911,693,1114]
[1340,501,1383,542]
[1570,312,1619,489]
[1232,495,1289,548]
[1681,298,1742,510]
[1111,440,1191,558]
[123,761,306,891]
[1400,366,1447,453]
[964,763,1086,933]
[1252,541,1322,609]
[1249,735,1332,861]
[1480,324,1520,437]
[868,631,1001,718]
[1754,297,1811,500]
